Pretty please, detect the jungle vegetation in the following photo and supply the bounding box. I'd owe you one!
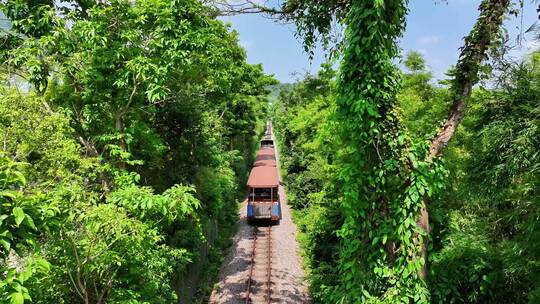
[269,6,540,304]
[273,48,540,302]
[1,0,539,303]
[0,0,274,303]
[260,0,536,303]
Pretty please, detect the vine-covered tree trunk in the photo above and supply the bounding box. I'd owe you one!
[418,0,510,279]
[334,1,431,302]
[332,0,511,302]
[429,0,510,159]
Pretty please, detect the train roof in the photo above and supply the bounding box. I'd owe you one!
[247,166,279,188]
[253,147,276,167]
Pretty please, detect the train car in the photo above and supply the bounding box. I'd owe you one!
[246,124,281,223]
[260,136,274,148]
[253,147,276,167]
[246,166,281,222]
[261,122,274,148]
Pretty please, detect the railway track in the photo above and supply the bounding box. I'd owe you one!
[245,225,272,304]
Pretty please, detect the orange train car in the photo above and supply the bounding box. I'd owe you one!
[246,124,281,222]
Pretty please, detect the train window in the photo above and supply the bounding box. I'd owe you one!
[251,187,279,201]
[254,188,269,197]
[260,139,274,148]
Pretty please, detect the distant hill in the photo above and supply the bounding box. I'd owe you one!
[267,83,294,103]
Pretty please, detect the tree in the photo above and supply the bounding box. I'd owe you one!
[412,0,510,282]
[402,51,434,101]
[404,51,426,73]
[426,49,540,304]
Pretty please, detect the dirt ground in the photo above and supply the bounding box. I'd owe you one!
[209,143,310,304]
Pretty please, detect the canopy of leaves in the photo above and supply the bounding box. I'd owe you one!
[0,0,275,302]
[275,46,540,303]
[427,50,540,303]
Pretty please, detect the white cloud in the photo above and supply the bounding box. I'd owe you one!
[417,35,442,45]
[240,40,253,50]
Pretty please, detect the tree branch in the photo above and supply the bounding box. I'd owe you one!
[418,0,511,280]
[428,0,510,160]
[203,0,298,17]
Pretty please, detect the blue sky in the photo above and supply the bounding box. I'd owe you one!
[2,1,538,83]
[222,0,540,83]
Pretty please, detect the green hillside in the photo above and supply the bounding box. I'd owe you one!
[267,83,293,103]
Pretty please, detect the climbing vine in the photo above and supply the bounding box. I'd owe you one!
[331,1,444,302]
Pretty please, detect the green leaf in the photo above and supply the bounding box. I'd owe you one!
[35,258,51,272]
[0,238,11,252]
[12,171,26,185]
[19,266,33,282]
[10,292,24,304]
[1,190,17,199]
[24,216,36,230]
[13,207,25,227]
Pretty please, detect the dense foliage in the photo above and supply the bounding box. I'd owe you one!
[272,0,511,303]
[0,0,274,303]
[273,47,540,302]
[2,0,538,303]
[271,65,341,301]
[428,51,540,303]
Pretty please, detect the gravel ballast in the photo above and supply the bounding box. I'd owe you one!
[209,141,310,304]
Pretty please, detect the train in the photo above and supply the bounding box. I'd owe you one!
[246,122,282,223]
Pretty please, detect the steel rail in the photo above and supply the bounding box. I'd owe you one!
[266,225,272,303]
[245,227,257,304]
[245,225,273,304]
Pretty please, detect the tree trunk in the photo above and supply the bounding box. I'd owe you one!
[418,0,510,279]
[115,112,127,169]
[429,0,510,160]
